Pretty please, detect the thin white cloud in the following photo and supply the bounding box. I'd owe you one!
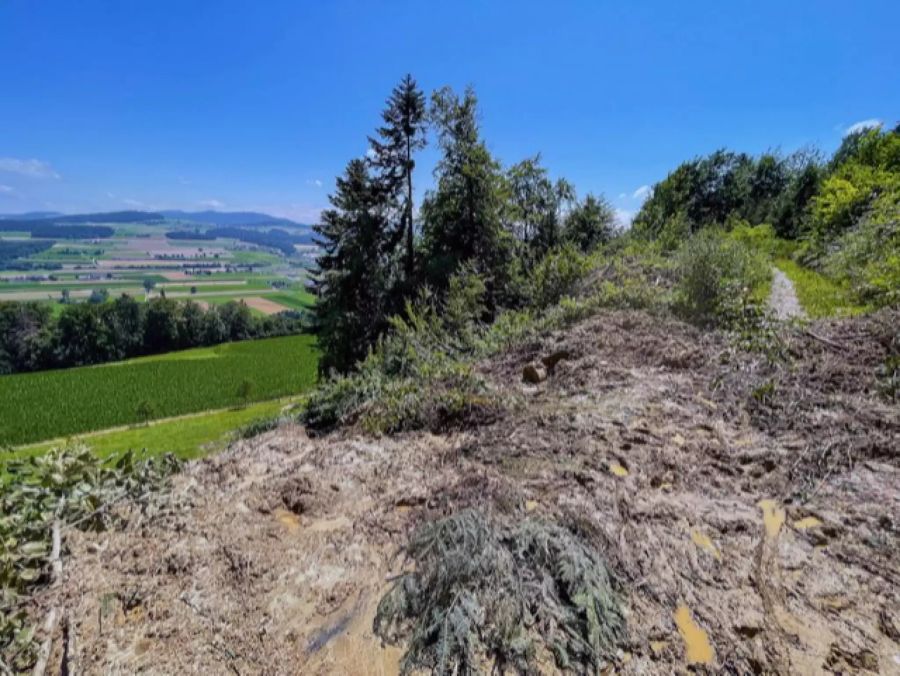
[122,198,144,207]
[844,119,882,136]
[614,208,634,227]
[618,192,627,199]
[257,203,323,223]
[632,185,651,200]
[0,184,15,194]
[199,199,225,209]
[178,177,192,186]
[306,179,323,188]
[0,157,60,179]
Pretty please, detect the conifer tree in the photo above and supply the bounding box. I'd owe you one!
[368,74,428,287]
[420,86,511,311]
[564,193,617,252]
[311,159,391,373]
[506,155,575,257]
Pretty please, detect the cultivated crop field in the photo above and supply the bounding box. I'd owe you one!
[0,334,319,446]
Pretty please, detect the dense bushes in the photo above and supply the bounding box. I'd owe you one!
[529,243,592,308]
[302,242,671,435]
[673,230,769,327]
[0,295,307,374]
[633,125,900,311]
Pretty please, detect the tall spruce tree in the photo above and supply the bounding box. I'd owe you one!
[420,86,511,311]
[564,193,617,252]
[368,75,428,289]
[311,159,391,373]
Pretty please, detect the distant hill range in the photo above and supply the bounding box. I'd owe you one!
[0,210,310,229]
[160,210,306,228]
[0,211,64,220]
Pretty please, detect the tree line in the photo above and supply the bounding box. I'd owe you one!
[166,227,315,254]
[0,240,55,266]
[0,296,306,374]
[631,123,899,306]
[0,223,115,239]
[313,76,618,373]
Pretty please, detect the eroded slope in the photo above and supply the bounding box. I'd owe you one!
[37,310,900,674]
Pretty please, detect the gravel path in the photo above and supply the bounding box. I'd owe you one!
[768,266,805,320]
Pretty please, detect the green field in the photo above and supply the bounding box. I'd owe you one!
[7,397,299,464]
[0,334,319,446]
[268,289,315,309]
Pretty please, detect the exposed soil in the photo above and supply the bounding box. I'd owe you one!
[242,296,292,315]
[33,309,900,674]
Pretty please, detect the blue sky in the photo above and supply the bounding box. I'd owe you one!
[1,1,897,224]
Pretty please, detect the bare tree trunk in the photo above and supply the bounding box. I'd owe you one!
[406,135,415,280]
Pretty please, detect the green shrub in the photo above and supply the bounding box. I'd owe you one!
[727,220,796,259]
[235,415,282,440]
[673,230,769,327]
[529,243,591,308]
[302,271,497,435]
[824,198,900,308]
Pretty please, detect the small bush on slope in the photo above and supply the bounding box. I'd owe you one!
[673,229,770,328]
[374,509,625,675]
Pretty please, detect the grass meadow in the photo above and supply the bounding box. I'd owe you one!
[0,334,318,446]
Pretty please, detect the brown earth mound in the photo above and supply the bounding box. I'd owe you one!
[33,310,900,674]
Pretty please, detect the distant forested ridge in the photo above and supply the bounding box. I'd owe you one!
[0,296,307,374]
[49,210,165,224]
[0,222,115,238]
[0,209,308,229]
[166,227,315,253]
[160,210,305,228]
[0,211,63,220]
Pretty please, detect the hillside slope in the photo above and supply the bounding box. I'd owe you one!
[36,309,899,674]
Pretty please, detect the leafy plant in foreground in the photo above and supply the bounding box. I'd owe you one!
[0,446,179,670]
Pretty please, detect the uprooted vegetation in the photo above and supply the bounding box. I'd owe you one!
[5,287,898,673]
[14,300,897,674]
[5,223,899,673]
[374,509,625,674]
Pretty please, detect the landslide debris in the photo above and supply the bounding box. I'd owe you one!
[26,309,900,674]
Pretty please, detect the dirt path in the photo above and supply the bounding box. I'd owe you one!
[35,310,900,674]
[769,266,806,320]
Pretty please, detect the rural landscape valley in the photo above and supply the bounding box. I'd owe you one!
[2,2,898,674]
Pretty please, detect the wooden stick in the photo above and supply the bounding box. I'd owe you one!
[33,514,63,676]
[805,329,845,352]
